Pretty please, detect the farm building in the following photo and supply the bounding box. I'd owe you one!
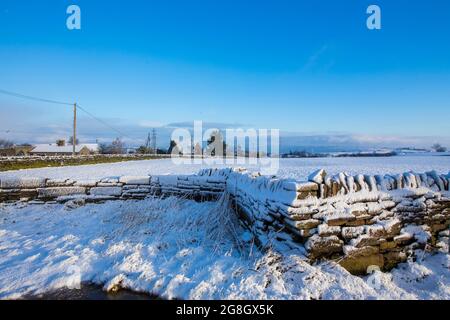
[30,143,99,156]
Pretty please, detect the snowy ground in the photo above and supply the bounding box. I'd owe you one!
[1,155,449,181]
[1,155,449,299]
[0,197,449,300]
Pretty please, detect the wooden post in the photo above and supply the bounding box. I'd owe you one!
[73,103,77,156]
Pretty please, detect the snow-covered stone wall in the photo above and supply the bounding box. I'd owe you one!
[224,168,450,274]
[0,173,226,204]
[1,168,449,275]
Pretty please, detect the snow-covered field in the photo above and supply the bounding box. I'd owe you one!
[1,197,449,300]
[1,155,449,181]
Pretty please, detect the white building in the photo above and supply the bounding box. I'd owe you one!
[30,143,99,156]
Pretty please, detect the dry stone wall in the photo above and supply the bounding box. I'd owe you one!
[0,174,226,204]
[224,168,450,274]
[1,168,449,275]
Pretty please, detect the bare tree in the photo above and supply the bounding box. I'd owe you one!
[0,139,14,148]
[206,130,226,157]
[110,138,125,154]
[98,138,125,154]
[432,143,447,152]
[68,136,79,145]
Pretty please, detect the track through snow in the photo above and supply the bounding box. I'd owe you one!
[0,197,449,300]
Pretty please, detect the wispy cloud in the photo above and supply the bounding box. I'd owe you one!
[302,44,329,72]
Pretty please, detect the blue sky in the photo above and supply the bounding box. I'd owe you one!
[0,0,449,147]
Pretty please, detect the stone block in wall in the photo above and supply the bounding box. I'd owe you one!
[0,188,38,201]
[345,219,370,227]
[317,224,341,237]
[440,175,449,190]
[364,175,378,192]
[379,239,397,252]
[414,174,423,188]
[381,218,402,237]
[403,173,417,189]
[296,182,319,192]
[343,245,379,256]
[354,213,372,222]
[383,251,407,270]
[122,188,151,194]
[419,173,429,187]
[155,175,179,187]
[342,226,365,240]
[97,182,122,187]
[346,175,356,193]
[325,212,356,226]
[430,223,449,233]
[337,173,349,193]
[297,190,318,200]
[319,184,328,198]
[38,187,86,199]
[0,189,11,202]
[394,174,404,189]
[74,180,98,187]
[329,179,342,197]
[308,169,327,184]
[366,224,386,238]
[289,212,314,221]
[355,179,364,192]
[305,235,343,259]
[383,175,396,190]
[100,177,119,184]
[287,219,321,230]
[366,202,384,215]
[350,235,380,248]
[18,189,38,200]
[1,177,46,189]
[355,174,368,191]
[394,202,424,213]
[90,187,122,197]
[426,171,445,191]
[28,200,45,205]
[349,203,368,216]
[374,175,386,191]
[46,179,74,187]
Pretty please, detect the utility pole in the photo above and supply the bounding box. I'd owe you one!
[73,103,77,156]
[152,128,157,155]
[145,133,151,150]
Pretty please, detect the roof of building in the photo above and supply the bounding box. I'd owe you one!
[31,144,99,154]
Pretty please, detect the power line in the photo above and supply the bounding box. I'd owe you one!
[76,104,141,142]
[0,88,144,144]
[0,89,72,106]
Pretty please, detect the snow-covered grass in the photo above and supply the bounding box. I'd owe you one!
[1,197,449,300]
[1,155,449,181]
